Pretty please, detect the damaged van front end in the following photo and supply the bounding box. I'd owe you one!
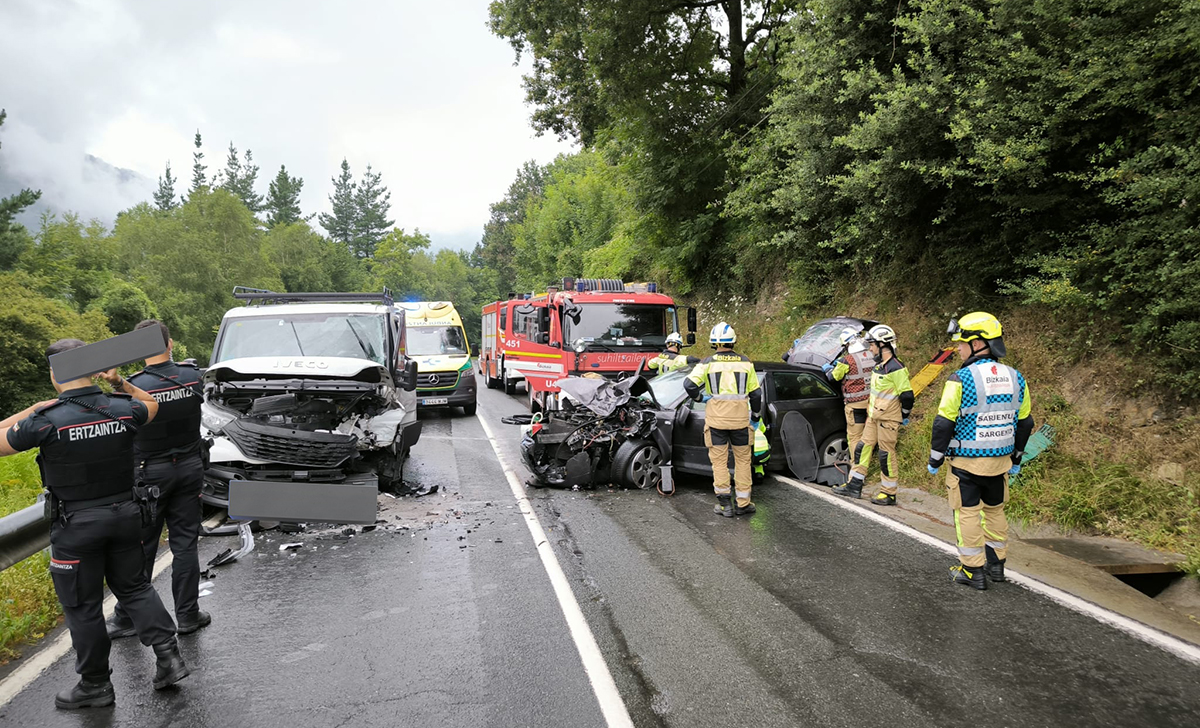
[200,357,421,523]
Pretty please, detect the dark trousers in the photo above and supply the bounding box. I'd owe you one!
[49,500,176,680]
[115,453,204,623]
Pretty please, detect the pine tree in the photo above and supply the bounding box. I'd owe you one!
[318,159,358,250]
[217,143,263,213]
[351,164,394,259]
[265,165,305,227]
[153,161,178,211]
[188,131,207,196]
[0,109,41,269]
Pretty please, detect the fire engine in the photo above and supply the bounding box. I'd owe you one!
[479,278,696,411]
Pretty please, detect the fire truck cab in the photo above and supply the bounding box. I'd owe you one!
[479,278,696,412]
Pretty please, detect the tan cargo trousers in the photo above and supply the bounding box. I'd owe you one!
[851,418,900,494]
[705,426,753,507]
[945,458,1010,568]
[844,401,869,454]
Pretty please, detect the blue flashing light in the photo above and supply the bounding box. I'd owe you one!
[576,280,586,293]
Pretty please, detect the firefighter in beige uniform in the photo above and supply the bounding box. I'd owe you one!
[928,312,1034,590]
[832,325,913,505]
[684,323,762,518]
[823,328,875,456]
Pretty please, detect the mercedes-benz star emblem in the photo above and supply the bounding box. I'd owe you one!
[427,374,440,385]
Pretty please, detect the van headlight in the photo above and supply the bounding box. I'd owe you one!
[201,402,238,433]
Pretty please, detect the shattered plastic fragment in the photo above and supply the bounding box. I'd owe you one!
[207,522,255,567]
[280,542,304,551]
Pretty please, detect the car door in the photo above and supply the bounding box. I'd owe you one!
[764,369,844,457]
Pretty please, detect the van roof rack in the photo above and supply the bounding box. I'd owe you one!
[232,286,394,306]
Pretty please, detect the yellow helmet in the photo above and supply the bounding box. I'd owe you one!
[948,312,1002,342]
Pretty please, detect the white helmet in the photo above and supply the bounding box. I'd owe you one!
[665,332,684,347]
[839,327,860,347]
[866,324,897,347]
[709,322,736,346]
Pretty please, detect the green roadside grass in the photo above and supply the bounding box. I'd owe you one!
[0,451,61,664]
[697,285,1200,577]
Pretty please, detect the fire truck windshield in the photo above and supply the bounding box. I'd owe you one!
[565,304,677,350]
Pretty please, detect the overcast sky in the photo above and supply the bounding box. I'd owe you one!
[0,0,572,250]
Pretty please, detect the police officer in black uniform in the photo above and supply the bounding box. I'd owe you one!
[107,320,211,638]
[0,338,189,709]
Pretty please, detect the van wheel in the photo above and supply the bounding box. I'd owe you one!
[483,362,499,390]
[462,401,477,416]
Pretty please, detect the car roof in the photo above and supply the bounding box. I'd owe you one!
[752,361,825,374]
[223,303,395,319]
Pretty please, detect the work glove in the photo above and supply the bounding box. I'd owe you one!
[1008,464,1021,476]
[749,416,761,430]
[927,464,939,475]
[701,394,712,403]
[902,418,910,427]
[821,362,835,375]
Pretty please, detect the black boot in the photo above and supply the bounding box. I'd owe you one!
[55,677,115,710]
[733,501,756,516]
[152,638,190,690]
[832,478,863,499]
[105,612,136,640]
[950,564,987,591]
[177,610,212,635]
[985,546,1006,582]
[713,494,734,518]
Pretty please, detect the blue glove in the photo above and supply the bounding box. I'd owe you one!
[902,418,910,427]
[750,417,761,430]
[821,362,835,375]
[701,394,712,403]
[1008,464,1021,476]
[927,464,939,475]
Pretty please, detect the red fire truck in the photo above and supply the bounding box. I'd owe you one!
[479,278,696,411]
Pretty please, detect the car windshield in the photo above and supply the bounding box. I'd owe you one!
[645,367,694,408]
[407,325,468,356]
[565,303,677,350]
[215,313,387,365]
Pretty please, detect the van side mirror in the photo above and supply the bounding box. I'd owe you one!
[400,359,419,392]
[687,307,697,332]
[686,332,696,346]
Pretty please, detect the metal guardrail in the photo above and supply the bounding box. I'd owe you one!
[0,497,50,572]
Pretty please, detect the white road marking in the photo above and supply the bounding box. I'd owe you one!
[0,549,174,707]
[774,474,1200,666]
[476,410,635,728]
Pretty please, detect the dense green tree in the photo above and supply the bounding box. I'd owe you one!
[217,144,264,214]
[0,109,40,270]
[265,165,305,227]
[20,213,116,312]
[0,271,112,413]
[153,161,179,211]
[351,164,394,259]
[368,228,432,297]
[88,279,158,336]
[112,191,282,360]
[188,130,207,198]
[264,222,362,293]
[318,159,357,249]
[475,160,546,295]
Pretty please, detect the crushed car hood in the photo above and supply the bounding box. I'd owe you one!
[556,376,640,417]
[205,356,389,381]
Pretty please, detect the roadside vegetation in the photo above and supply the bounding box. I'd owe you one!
[0,452,59,663]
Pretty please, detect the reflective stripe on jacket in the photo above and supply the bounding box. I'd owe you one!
[867,357,913,422]
[832,350,874,403]
[687,351,761,429]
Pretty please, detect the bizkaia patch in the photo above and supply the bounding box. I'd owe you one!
[981,364,1015,398]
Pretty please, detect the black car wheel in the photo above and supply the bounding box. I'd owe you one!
[612,439,663,490]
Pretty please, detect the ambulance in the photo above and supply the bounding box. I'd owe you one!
[400,301,477,415]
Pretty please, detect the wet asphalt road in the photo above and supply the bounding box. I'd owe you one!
[4,371,1200,727]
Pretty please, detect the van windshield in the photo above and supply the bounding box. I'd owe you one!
[215,313,387,365]
[407,326,469,356]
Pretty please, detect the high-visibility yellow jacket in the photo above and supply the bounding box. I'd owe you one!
[647,349,697,374]
[867,356,914,423]
[684,350,762,430]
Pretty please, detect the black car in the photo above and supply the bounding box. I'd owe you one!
[518,362,850,490]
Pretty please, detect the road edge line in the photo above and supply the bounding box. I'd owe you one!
[476,410,636,728]
[774,474,1200,666]
[0,548,175,707]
